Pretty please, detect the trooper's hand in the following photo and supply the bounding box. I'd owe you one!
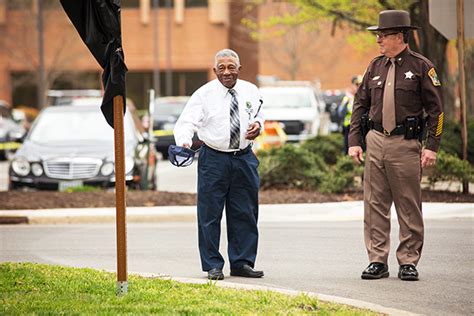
[421,148,437,168]
[245,122,261,140]
[348,146,364,165]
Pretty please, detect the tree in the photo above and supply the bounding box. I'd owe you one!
[0,1,97,109]
[243,3,347,80]
[254,0,457,118]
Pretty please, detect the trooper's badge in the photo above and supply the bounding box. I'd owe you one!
[428,68,441,86]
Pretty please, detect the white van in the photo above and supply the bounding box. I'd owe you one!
[259,86,321,142]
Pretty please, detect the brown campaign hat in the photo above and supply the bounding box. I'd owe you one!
[367,10,418,31]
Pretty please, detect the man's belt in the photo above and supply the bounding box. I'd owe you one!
[370,121,406,136]
[205,144,252,156]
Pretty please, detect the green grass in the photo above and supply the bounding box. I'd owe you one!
[0,262,377,315]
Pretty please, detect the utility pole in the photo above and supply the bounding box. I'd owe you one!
[165,0,172,96]
[152,0,161,97]
[36,0,46,109]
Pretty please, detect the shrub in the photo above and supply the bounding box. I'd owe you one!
[257,140,362,193]
[319,155,364,193]
[300,133,344,165]
[439,119,474,164]
[428,150,474,186]
[258,144,327,189]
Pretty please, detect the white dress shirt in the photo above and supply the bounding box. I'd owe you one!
[174,79,265,152]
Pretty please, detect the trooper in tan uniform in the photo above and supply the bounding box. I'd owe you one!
[348,10,443,281]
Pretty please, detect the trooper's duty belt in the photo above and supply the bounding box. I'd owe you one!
[368,116,423,140]
[370,121,406,136]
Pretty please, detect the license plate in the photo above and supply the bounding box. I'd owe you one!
[59,180,83,192]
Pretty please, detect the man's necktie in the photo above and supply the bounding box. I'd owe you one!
[382,58,396,133]
[228,89,240,149]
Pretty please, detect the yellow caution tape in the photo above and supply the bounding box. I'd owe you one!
[153,130,174,137]
[0,142,22,150]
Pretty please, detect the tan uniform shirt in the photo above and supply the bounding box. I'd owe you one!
[348,47,444,151]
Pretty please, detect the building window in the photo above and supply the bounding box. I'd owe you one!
[127,71,208,108]
[186,0,207,7]
[7,0,32,9]
[121,0,140,8]
[8,0,59,10]
[151,0,174,8]
[11,72,101,109]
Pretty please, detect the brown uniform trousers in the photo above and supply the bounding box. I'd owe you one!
[364,129,423,265]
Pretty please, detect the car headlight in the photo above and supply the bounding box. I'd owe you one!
[31,163,44,176]
[11,158,30,176]
[9,130,25,140]
[101,161,114,176]
[125,157,134,174]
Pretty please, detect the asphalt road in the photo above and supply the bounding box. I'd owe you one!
[156,159,197,193]
[1,219,472,315]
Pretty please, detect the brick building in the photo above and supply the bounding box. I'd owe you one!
[0,0,376,109]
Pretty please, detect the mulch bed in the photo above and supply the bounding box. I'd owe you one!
[1,189,473,210]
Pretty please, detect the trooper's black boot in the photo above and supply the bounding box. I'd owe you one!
[361,262,389,279]
[398,264,419,281]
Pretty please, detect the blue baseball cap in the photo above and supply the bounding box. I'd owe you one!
[168,145,197,167]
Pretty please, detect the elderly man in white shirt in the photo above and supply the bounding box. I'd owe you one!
[174,48,264,280]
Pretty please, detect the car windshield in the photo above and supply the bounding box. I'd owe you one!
[154,102,186,117]
[29,109,136,144]
[260,89,314,108]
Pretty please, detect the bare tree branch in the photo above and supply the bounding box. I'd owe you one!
[301,0,372,29]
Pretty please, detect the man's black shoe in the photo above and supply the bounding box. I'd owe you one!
[398,264,419,281]
[208,268,224,280]
[361,262,389,279]
[230,264,264,278]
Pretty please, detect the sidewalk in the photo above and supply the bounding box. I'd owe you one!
[1,201,472,224]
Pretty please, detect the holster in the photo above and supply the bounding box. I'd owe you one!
[404,116,425,141]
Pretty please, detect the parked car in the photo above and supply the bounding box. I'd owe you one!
[152,96,201,158]
[259,86,321,142]
[9,102,157,191]
[0,101,26,160]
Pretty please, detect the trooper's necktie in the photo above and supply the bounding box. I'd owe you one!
[382,58,396,133]
[228,89,240,149]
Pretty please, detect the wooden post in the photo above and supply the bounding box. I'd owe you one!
[113,95,128,294]
[457,0,469,194]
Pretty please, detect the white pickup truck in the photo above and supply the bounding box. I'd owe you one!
[259,85,322,142]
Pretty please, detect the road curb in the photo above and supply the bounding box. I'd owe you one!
[0,216,28,224]
[133,271,419,315]
[1,202,472,225]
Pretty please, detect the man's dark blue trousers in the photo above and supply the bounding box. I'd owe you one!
[197,145,260,271]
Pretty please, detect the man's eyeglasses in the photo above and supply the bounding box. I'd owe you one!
[375,31,400,39]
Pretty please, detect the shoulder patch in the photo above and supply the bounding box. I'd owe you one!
[428,68,441,86]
